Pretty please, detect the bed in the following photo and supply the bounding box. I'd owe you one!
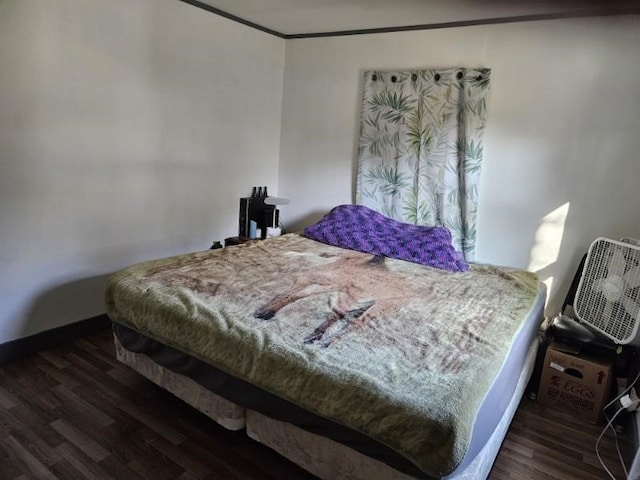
[105,206,545,479]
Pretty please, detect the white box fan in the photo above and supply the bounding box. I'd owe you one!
[574,237,640,346]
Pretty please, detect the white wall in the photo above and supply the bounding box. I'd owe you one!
[278,16,640,314]
[2,6,639,345]
[0,0,285,343]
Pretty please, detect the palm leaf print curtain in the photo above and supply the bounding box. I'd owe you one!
[356,68,491,260]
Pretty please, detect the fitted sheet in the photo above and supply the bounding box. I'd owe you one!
[246,339,539,480]
[454,289,544,473]
[106,234,544,477]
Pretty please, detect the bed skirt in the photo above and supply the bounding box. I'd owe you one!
[113,329,539,478]
[114,333,245,431]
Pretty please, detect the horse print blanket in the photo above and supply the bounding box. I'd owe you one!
[105,234,542,477]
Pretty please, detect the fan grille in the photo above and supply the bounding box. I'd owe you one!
[575,238,640,344]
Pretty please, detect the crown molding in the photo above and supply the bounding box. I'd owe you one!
[177,1,640,39]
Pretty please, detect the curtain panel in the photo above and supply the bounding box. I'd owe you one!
[355,68,491,260]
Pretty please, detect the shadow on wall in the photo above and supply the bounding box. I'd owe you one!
[19,274,110,340]
[287,210,328,234]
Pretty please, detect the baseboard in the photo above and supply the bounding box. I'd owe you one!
[0,314,111,365]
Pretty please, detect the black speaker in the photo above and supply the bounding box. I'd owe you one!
[239,197,259,237]
[239,197,279,238]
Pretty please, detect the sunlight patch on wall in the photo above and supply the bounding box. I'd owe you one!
[528,202,570,274]
[542,276,554,305]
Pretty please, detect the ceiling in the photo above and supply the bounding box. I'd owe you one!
[187,0,640,37]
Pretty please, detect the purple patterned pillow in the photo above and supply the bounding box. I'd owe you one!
[303,205,468,272]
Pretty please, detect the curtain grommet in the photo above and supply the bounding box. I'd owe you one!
[434,73,441,81]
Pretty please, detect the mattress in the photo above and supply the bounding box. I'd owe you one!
[106,234,545,478]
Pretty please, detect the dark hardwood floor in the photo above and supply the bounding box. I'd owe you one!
[0,330,631,479]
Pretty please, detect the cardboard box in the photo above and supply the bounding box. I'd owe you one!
[537,341,612,423]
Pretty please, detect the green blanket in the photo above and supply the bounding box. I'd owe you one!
[105,234,542,477]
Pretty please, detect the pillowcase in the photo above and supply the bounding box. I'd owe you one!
[303,204,468,272]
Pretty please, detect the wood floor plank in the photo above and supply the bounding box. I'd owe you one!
[0,385,19,409]
[37,362,80,389]
[79,342,124,370]
[7,404,66,450]
[499,438,534,459]
[65,363,142,403]
[491,399,629,479]
[49,457,96,480]
[118,401,187,446]
[52,383,114,428]
[8,422,62,467]
[1,435,58,480]
[0,329,632,479]
[127,457,186,480]
[53,442,112,480]
[3,364,63,411]
[0,437,30,480]
[97,452,145,480]
[38,350,71,370]
[102,422,186,478]
[106,365,152,390]
[50,419,110,462]
[62,351,110,379]
[177,472,201,480]
[73,338,99,352]
[503,431,601,474]
[141,433,213,478]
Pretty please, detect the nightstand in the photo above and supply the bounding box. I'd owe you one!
[224,236,254,246]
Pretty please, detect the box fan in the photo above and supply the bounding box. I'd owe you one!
[574,237,640,346]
